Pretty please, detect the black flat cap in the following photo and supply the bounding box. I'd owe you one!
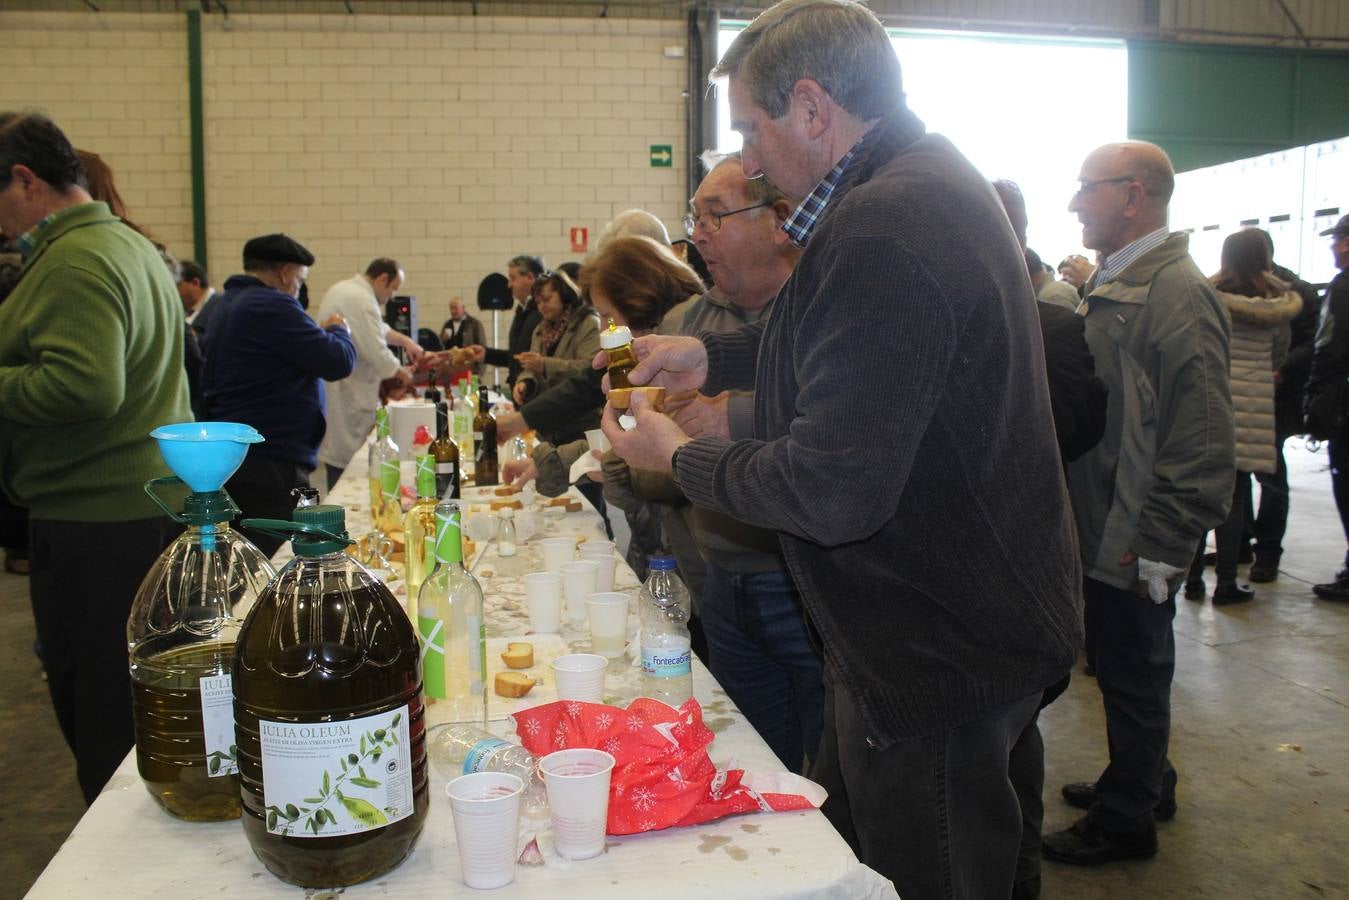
[1320,214,1349,239]
[242,233,315,266]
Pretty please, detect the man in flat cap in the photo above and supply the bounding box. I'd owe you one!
[1306,214,1349,600]
[201,234,356,554]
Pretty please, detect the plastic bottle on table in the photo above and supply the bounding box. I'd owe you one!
[426,722,546,814]
[638,555,693,706]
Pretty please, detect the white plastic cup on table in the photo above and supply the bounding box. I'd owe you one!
[560,559,599,623]
[539,537,576,573]
[586,592,629,658]
[539,748,615,861]
[551,653,608,703]
[579,544,617,592]
[446,772,524,890]
[522,572,564,633]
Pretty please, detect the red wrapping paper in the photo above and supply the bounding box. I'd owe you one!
[511,697,820,835]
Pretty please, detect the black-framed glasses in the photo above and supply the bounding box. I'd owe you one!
[682,202,770,237]
[1074,175,1135,198]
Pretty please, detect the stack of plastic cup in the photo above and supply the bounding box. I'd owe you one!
[551,653,608,702]
[446,772,524,889]
[540,749,616,861]
[523,572,564,633]
[560,559,598,623]
[540,537,576,572]
[586,592,629,658]
[578,541,617,592]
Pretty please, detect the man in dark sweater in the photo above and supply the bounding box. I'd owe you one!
[201,234,356,555]
[600,2,1081,895]
[475,254,544,388]
[1306,215,1349,600]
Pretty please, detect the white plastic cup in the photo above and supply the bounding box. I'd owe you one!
[586,592,629,659]
[446,772,524,889]
[522,572,564,633]
[539,749,616,861]
[579,547,617,592]
[578,540,615,557]
[551,653,607,703]
[540,537,576,573]
[560,560,599,623]
[584,428,611,454]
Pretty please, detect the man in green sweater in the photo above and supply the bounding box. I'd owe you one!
[0,112,192,804]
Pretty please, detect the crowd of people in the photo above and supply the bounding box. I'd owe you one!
[2,0,1348,895]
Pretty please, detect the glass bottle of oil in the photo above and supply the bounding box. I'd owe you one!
[234,505,428,888]
[473,386,498,486]
[416,501,487,725]
[402,455,439,615]
[367,406,401,537]
[129,422,275,822]
[600,322,637,388]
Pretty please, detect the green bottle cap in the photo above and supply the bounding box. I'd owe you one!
[433,503,463,566]
[290,504,349,556]
[415,455,436,498]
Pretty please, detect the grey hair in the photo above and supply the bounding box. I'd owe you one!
[710,0,902,121]
[698,149,787,208]
[591,209,671,257]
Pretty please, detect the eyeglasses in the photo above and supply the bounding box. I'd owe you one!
[682,202,770,237]
[1074,175,1135,198]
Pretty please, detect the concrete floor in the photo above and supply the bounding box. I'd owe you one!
[3,438,1347,898]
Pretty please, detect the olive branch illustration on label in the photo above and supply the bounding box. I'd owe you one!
[265,712,402,836]
[206,744,238,775]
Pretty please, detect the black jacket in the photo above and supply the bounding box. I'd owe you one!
[482,300,542,385]
[1272,263,1321,437]
[1037,301,1108,463]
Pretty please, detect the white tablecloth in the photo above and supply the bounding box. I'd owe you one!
[27,446,896,900]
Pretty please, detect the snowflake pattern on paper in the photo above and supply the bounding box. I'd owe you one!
[523,718,542,737]
[595,712,614,731]
[552,723,569,747]
[629,785,657,811]
[601,737,622,755]
[565,701,583,718]
[625,714,645,733]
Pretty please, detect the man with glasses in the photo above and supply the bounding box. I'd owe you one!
[599,2,1082,895]
[200,234,356,555]
[475,254,545,389]
[1044,141,1233,865]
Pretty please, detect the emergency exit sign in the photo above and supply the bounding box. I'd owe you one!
[650,145,673,167]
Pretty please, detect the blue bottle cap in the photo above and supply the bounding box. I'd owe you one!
[648,555,677,571]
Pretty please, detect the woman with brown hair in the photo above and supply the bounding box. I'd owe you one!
[580,235,705,336]
[1185,228,1302,604]
[513,267,599,406]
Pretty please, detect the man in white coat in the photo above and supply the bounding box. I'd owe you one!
[316,257,422,488]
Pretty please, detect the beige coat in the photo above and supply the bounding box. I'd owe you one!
[515,305,600,396]
[1221,275,1302,474]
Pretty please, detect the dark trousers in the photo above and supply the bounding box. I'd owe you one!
[29,516,180,804]
[1189,471,1250,585]
[700,562,824,772]
[225,455,311,557]
[1252,435,1290,562]
[1331,438,1349,568]
[1083,576,1177,833]
[811,665,1040,899]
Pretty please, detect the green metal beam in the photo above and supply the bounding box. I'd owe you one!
[187,8,207,269]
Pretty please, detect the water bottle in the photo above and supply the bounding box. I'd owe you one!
[638,555,693,706]
[427,723,546,815]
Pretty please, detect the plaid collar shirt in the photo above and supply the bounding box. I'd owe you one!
[781,129,873,248]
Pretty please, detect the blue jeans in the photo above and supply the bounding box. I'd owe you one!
[700,562,824,771]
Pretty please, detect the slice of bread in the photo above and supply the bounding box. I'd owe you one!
[608,385,666,411]
[500,642,534,669]
[494,671,536,698]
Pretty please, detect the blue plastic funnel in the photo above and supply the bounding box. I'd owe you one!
[151,422,264,493]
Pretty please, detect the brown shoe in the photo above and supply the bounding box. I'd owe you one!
[4,552,29,576]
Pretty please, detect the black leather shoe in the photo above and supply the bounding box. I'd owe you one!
[1060,782,1176,821]
[1042,817,1157,866]
[1184,579,1206,600]
[1313,572,1349,602]
[1212,583,1255,605]
[1248,558,1279,583]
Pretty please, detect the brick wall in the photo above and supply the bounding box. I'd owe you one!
[0,12,192,258]
[1,9,689,334]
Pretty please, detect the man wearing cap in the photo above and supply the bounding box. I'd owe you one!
[1306,214,1349,600]
[200,234,356,554]
[316,258,422,490]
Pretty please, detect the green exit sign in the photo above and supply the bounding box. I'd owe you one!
[650,144,673,167]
